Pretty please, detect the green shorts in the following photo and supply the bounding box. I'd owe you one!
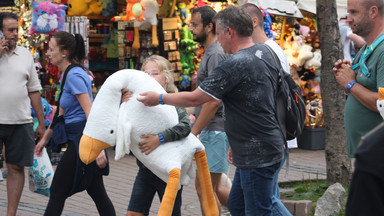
[0,123,35,167]
[199,130,230,173]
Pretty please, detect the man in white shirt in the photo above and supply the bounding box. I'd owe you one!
[0,12,45,216]
[339,16,365,62]
[240,3,294,216]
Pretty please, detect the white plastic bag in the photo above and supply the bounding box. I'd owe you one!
[29,148,54,196]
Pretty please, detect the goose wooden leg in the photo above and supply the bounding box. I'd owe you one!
[158,168,181,216]
[195,150,219,216]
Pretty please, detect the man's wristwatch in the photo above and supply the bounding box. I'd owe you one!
[346,81,357,93]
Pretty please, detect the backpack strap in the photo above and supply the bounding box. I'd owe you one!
[51,64,82,128]
[263,44,290,178]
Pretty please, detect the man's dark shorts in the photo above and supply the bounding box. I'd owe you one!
[0,123,35,167]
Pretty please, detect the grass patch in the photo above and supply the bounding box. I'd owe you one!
[280,180,348,216]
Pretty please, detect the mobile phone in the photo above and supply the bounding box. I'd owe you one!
[0,30,4,40]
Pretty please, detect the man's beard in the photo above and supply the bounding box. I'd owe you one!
[194,33,207,44]
[352,18,372,37]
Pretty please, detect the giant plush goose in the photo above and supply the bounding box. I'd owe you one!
[79,69,218,216]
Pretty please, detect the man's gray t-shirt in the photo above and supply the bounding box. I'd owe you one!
[199,44,284,168]
[195,41,229,131]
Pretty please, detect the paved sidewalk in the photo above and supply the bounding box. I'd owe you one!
[0,148,325,216]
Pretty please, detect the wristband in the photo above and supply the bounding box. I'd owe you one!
[158,133,165,144]
[159,93,165,105]
[346,81,357,93]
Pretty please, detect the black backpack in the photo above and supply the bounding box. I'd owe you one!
[264,44,306,141]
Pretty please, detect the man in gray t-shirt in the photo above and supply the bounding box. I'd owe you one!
[138,6,285,215]
[189,6,230,214]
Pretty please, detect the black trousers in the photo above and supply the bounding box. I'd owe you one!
[44,142,115,216]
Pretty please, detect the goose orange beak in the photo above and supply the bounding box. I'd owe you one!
[79,135,111,165]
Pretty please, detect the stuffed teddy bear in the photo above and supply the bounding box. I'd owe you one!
[79,69,218,216]
[67,0,103,16]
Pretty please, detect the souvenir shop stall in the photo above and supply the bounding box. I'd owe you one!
[249,0,325,149]
[11,0,238,96]
[5,0,325,149]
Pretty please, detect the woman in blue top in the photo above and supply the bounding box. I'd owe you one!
[35,31,115,216]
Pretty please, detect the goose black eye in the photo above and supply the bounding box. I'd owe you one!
[110,130,114,134]
[380,104,383,108]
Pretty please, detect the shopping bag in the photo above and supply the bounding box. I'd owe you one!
[29,148,54,196]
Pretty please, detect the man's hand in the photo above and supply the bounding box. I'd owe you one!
[334,63,356,90]
[35,124,45,141]
[138,134,160,155]
[121,89,133,104]
[0,39,8,57]
[34,137,49,157]
[96,150,108,168]
[333,59,351,75]
[137,91,161,106]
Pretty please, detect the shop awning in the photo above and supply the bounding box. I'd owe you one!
[239,0,303,18]
[295,0,347,17]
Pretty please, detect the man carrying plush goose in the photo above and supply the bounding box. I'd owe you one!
[79,69,218,216]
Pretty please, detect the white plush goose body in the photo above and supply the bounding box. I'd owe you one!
[79,69,218,216]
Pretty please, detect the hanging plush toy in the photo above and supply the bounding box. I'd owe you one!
[111,0,144,22]
[261,7,274,39]
[67,0,103,16]
[111,0,158,50]
[29,1,67,34]
[179,69,191,90]
[132,0,159,49]
[79,70,218,216]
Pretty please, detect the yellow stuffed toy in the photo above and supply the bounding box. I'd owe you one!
[67,0,103,16]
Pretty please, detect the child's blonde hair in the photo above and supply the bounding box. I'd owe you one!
[141,55,178,93]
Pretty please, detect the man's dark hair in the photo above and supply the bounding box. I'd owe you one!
[0,12,18,31]
[192,6,217,34]
[362,0,384,16]
[213,6,253,37]
[239,3,264,28]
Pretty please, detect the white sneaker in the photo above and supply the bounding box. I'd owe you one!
[0,170,3,182]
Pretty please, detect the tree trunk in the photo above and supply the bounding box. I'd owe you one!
[316,0,352,187]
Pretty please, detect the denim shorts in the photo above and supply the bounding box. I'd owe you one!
[227,162,281,216]
[128,166,183,216]
[199,130,230,173]
[0,123,34,166]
